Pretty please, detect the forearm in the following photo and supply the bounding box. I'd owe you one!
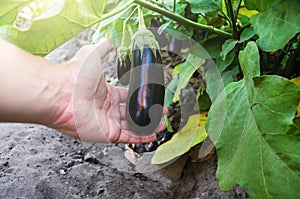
[0,38,73,129]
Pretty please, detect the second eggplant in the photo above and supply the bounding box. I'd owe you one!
[117,47,131,85]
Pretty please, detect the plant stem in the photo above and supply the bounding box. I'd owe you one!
[284,41,300,78]
[173,0,176,13]
[234,0,242,18]
[133,0,232,38]
[97,0,135,24]
[219,10,231,24]
[225,0,238,39]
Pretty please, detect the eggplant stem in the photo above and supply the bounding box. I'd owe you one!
[138,5,146,29]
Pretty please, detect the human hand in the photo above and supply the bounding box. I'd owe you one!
[58,38,166,143]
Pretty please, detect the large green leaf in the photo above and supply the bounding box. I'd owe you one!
[250,0,300,52]
[0,0,108,55]
[206,42,300,198]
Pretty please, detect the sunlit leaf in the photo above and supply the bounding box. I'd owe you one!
[172,54,204,102]
[0,0,108,55]
[206,42,300,198]
[152,113,207,164]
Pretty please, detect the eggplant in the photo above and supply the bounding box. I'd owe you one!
[126,44,165,136]
[116,47,131,85]
[117,55,131,85]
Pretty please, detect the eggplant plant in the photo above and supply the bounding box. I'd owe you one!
[1,0,300,198]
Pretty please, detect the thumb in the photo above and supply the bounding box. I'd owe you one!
[72,38,111,98]
[71,38,111,61]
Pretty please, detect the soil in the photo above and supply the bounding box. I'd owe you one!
[0,32,250,199]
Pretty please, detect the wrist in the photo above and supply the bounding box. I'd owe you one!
[45,62,78,138]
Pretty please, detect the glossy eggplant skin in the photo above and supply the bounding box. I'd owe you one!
[126,44,165,136]
[117,55,131,85]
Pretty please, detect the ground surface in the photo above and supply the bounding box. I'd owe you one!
[0,32,250,199]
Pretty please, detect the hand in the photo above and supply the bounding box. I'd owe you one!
[57,39,166,143]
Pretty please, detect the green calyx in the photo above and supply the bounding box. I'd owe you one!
[131,28,161,59]
[117,46,131,61]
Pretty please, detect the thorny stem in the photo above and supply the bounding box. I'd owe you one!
[133,0,232,38]
[225,0,238,39]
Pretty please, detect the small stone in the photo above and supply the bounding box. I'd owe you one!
[59,169,66,175]
[83,152,98,164]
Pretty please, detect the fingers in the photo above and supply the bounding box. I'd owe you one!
[154,120,167,132]
[119,105,168,120]
[70,38,110,62]
[115,130,156,144]
[107,85,128,103]
[163,106,168,115]
[94,38,112,59]
[120,119,166,132]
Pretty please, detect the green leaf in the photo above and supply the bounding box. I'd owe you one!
[239,27,255,43]
[239,41,260,78]
[164,116,174,133]
[152,113,207,164]
[172,54,205,102]
[244,0,280,11]
[166,22,194,40]
[291,77,300,117]
[216,50,235,72]
[195,90,211,111]
[199,35,227,58]
[215,39,238,73]
[186,0,222,14]
[206,42,300,198]
[220,39,238,61]
[250,0,300,52]
[157,21,171,35]
[96,3,134,34]
[205,60,239,103]
[164,74,179,106]
[0,0,108,55]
